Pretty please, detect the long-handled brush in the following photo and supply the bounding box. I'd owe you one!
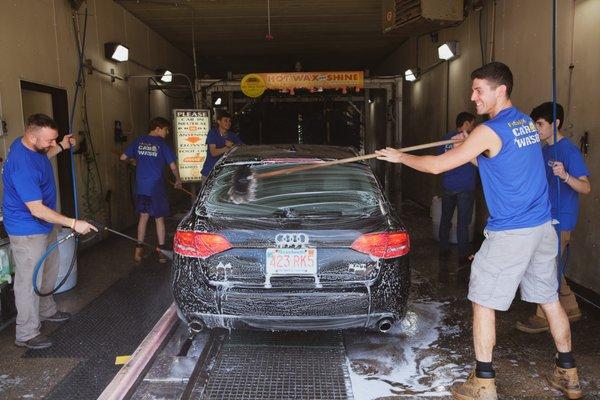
[228,139,462,204]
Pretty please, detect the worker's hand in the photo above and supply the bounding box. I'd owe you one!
[174,179,182,189]
[451,131,469,147]
[225,139,234,148]
[60,134,76,150]
[73,220,98,235]
[375,147,404,164]
[551,161,568,180]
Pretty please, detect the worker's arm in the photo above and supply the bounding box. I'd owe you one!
[25,200,97,234]
[169,162,182,189]
[209,143,230,157]
[47,134,75,159]
[376,125,500,174]
[550,161,591,194]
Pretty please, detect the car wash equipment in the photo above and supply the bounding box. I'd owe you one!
[228,138,463,204]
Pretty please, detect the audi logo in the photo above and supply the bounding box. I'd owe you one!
[275,233,309,248]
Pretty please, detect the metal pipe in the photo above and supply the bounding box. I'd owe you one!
[377,317,394,333]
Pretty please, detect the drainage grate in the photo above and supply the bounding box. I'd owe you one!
[194,331,353,400]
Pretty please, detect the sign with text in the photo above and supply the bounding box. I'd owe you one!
[173,109,210,183]
[240,71,364,97]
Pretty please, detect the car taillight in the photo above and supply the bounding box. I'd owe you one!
[174,230,232,258]
[351,232,410,259]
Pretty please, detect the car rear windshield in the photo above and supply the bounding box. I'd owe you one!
[200,162,385,218]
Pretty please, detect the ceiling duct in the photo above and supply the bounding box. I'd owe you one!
[382,0,464,35]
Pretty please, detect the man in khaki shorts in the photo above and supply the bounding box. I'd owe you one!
[376,62,581,399]
[2,114,96,349]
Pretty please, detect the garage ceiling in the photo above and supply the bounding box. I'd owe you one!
[115,0,409,76]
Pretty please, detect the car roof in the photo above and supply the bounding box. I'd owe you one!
[222,144,361,163]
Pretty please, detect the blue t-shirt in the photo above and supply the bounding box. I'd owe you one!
[200,128,242,176]
[542,137,589,231]
[477,107,551,231]
[124,134,176,197]
[2,138,57,235]
[438,131,478,192]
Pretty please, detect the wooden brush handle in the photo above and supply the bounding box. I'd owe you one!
[256,139,461,179]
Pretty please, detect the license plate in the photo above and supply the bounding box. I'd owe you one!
[266,248,317,275]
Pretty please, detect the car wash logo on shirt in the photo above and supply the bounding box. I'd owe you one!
[138,142,159,157]
[510,120,540,148]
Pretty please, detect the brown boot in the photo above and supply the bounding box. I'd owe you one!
[450,370,497,400]
[158,250,168,264]
[134,246,144,263]
[546,365,582,399]
[516,314,549,333]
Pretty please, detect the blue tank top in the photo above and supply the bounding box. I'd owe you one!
[477,107,551,231]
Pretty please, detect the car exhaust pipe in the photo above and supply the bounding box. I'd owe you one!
[377,317,394,333]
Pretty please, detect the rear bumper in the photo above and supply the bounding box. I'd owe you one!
[187,312,396,331]
[173,255,410,331]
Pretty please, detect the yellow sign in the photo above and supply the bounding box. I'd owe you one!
[241,73,266,98]
[173,109,210,183]
[240,71,364,97]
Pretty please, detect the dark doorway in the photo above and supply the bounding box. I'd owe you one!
[20,81,74,217]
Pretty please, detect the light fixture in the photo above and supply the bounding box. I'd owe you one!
[160,70,173,83]
[404,68,418,82]
[104,42,129,62]
[438,41,459,60]
[214,97,222,106]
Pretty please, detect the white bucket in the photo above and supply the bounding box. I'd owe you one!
[55,228,77,293]
[431,195,475,244]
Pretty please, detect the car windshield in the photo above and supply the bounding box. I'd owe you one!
[200,162,385,218]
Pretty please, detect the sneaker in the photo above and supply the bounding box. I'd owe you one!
[43,311,71,322]
[546,365,583,399]
[450,370,497,400]
[516,315,549,333]
[134,246,144,263]
[158,250,169,264]
[15,334,53,350]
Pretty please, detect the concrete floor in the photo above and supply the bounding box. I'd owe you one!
[0,202,599,399]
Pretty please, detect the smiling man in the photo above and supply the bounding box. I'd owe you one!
[376,62,582,400]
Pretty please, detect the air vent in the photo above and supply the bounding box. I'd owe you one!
[382,0,464,35]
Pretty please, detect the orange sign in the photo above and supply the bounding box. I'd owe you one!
[240,71,363,96]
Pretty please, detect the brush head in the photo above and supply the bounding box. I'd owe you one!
[228,165,257,204]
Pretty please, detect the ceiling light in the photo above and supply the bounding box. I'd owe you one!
[214,97,222,106]
[438,41,459,60]
[404,69,418,82]
[104,43,129,62]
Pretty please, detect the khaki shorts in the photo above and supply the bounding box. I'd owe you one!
[468,221,558,311]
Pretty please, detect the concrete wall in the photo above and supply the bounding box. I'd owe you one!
[375,0,600,294]
[0,0,193,229]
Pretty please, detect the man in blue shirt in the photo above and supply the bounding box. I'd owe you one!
[438,112,478,262]
[200,111,243,181]
[377,63,582,399]
[516,102,591,334]
[121,117,182,263]
[3,114,96,350]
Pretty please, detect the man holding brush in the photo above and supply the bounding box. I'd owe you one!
[377,62,582,400]
[121,117,182,264]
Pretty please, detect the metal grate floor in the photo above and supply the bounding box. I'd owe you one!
[196,332,353,400]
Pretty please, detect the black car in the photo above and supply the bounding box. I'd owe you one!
[173,145,410,333]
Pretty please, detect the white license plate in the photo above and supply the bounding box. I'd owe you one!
[266,248,317,275]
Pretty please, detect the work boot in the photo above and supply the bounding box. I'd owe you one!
[158,246,169,264]
[15,334,53,350]
[42,311,71,322]
[516,315,549,333]
[134,245,144,263]
[546,365,582,399]
[450,370,497,400]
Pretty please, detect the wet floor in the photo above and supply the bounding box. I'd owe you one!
[1,202,600,399]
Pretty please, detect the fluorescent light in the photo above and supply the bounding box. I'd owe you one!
[160,70,172,83]
[214,97,222,105]
[404,69,417,82]
[104,43,129,62]
[438,41,459,60]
